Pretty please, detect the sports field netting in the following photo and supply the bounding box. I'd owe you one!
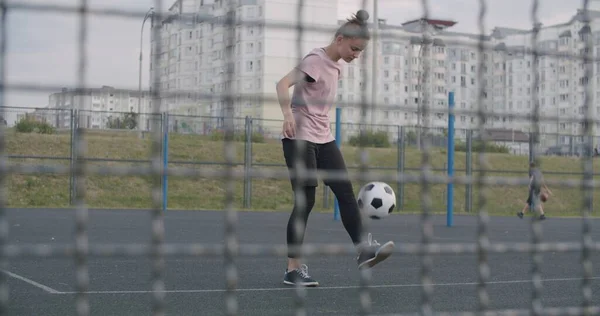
[1,0,600,315]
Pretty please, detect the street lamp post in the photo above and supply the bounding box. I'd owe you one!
[417,44,424,150]
[371,0,379,127]
[138,7,154,124]
[416,32,435,151]
[416,37,431,151]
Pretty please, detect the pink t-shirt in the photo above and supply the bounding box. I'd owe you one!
[286,48,341,144]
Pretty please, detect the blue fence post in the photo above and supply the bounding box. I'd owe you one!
[243,116,252,208]
[69,109,75,206]
[447,92,455,227]
[162,113,169,212]
[334,107,342,221]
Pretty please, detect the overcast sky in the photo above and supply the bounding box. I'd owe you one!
[3,0,593,112]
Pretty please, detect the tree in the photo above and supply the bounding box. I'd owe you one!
[106,112,138,130]
[106,115,122,129]
[406,131,417,145]
[123,111,138,130]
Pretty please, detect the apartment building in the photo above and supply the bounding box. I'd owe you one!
[150,0,339,137]
[151,0,600,147]
[47,86,152,130]
[336,18,488,141]
[487,9,600,148]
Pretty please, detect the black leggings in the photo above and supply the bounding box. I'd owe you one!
[282,138,364,258]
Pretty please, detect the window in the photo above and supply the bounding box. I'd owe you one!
[246,7,255,17]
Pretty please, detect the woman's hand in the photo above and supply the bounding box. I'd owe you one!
[282,113,296,138]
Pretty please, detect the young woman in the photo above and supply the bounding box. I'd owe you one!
[275,10,395,287]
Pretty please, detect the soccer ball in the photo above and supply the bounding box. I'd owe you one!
[357,182,396,219]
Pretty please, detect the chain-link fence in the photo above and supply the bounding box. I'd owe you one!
[2,0,600,315]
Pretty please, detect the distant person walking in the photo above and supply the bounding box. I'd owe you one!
[517,162,552,220]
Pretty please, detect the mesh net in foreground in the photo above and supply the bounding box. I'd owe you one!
[0,0,599,315]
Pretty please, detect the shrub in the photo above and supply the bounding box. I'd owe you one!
[348,130,390,148]
[209,130,265,143]
[15,117,55,135]
[455,140,509,154]
[15,118,35,133]
[36,122,56,134]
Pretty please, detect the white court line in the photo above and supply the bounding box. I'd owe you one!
[1,270,62,294]
[57,276,600,295]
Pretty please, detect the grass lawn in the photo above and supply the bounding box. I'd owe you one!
[5,129,599,218]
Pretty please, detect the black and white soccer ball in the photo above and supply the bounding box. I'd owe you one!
[357,181,396,220]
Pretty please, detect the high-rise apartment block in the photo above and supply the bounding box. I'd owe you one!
[144,0,600,148]
[46,86,152,130]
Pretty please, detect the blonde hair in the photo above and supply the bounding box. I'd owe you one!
[334,10,370,40]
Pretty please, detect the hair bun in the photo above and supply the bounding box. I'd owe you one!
[356,10,369,22]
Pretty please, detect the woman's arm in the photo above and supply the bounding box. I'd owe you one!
[275,68,306,118]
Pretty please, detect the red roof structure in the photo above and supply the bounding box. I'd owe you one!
[402,18,457,27]
[401,18,457,32]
